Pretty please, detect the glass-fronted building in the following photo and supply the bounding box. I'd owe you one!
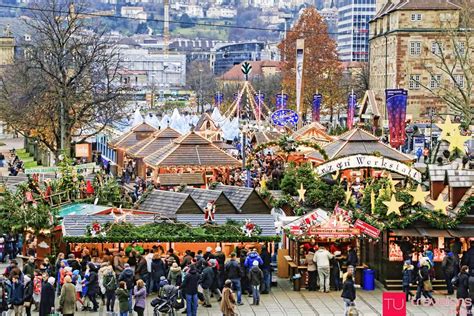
[210,42,266,75]
[337,0,376,62]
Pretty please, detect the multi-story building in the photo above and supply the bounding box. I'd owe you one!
[118,47,186,90]
[369,0,472,121]
[120,6,147,22]
[206,6,237,19]
[337,0,376,62]
[319,0,338,41]
[0,29,15,138]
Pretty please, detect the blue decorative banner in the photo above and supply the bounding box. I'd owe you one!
[312,94,322,122]
[385,89,408,148]
[214,92,223,107]
[347,94,357,130]
[271,109,299,126]
[254,93,265,120]
[275,93,288,110]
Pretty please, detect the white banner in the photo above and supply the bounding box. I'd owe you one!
[315,155,421,182]
[25,162,97,175]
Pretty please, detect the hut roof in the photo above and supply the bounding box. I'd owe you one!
[292,122,333,144]
[213,184,271,214]
[182,187,239,213]
[252,131,282,146]
[109,122,157,149]
[195,113,219,132]
[359,90,381,118]
[308,128,414,162]
[143,132,241,167]
[158,173,204,186]
[126,127,181,158]
[137,190,202,217]
[447,169,474,188]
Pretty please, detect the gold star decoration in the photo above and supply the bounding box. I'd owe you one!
[345,186,352,205]
[370,189,376,214]
[383,194,404,216]
[436,115,460,140]
[429,194,451,215]
[331,170,339,181]
[445,132,471,152]
[387,174,400,191]
[408,184,429,206]
[297,183,306,202]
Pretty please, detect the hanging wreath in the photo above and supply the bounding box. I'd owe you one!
[86,221,108,237]
[241,219,262,237]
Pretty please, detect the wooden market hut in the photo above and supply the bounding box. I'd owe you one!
[124,127,182,178]
[137,190,202,217]
[251,131,282,147]
[157,173,205,188]
[194,113,222,142]
[292,122,333,145]
[109,122,157,173]
[182,187,239,214]
[143,131,241,184]
[213,184,271,214]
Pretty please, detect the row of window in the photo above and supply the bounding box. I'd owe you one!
[409,41,466,56]
[409,74,465,90]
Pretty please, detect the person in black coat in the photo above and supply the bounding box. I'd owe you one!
[468,271,474,316]
[260,246,272,294]
[454,265,470,316]
[39,277,55,316]
[462,241,474,271]
[347,246,358,267]
[86,262,99,312]
[23,275,34,316]
[341,272,356,315]
[199,261,215,307]
[181,266,200,316]
[150,254,167,293]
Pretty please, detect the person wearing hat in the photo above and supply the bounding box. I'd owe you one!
[39,277,55,316]
[118,263,134,314]
[220,279,236,316]
[23,274,34,316]
[168,262,182,287]
[209,259,222,302]
[248,260,263,305]
[204,247,215,261]
[199,260,215,307]
[331,251,343,291]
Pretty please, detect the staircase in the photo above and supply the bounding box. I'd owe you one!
[385,279,446,291]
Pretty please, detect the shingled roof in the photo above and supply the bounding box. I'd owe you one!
[137,190,202,217]
[308,128,414,162]
[447,169,474,188]
[251,131,282,146]
[158,173,205,186]
[182,187,238,214]
[143,131,241,168]
[213,184,271,214]
[373,0,462,19]
[109,122,157,150]
[292,122,333,144]
[126,127,181,158]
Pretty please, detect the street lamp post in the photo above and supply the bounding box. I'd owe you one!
[199,68,203,113]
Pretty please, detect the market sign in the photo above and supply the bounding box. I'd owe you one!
[308,226,360,238]
[271,109,299,126]
[354,219,380,238]
[25,163,96,175]
[315,154,422,182]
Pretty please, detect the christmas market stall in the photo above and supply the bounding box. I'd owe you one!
[280,206,381,291]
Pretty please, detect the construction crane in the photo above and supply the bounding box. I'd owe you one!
[163,0,170,56]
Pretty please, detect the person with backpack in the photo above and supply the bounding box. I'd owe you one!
[341,271,356,316]
[167,262,182,287]
[0,276,9,313]
[224,253,244,305]
[442,250,456,295]
[118,263,134,314]
[453,265,470,316]
[103,267,117,313]
[248,260,263,306]
[200,260,215,308]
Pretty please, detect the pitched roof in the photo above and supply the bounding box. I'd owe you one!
[182,187,239,213]
[308,128,414,162]
[195,113,219,132]
[158,173,205,186]
[359,90,381,118]
[143,132,241,167]
[292,122,333,144]
[428,163,456,182]
[252,131,282,146]
[447,169,474,188]
[137,190,202,217]
[126,127,181,158]
[220,60,282,81]
[373,0,462,19]
[109,122,157,149]
[176,214,276,236]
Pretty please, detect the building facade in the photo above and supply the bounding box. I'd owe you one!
[210,41,266,75]
[0,32,15,138]
[369,0,472,121]
[319,0,338,41]
[337,0,376,62]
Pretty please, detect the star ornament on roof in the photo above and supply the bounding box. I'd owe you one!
[429,195,451,215]
[383,194,404,216]
[436,115,460,140]
[297,183,306,202]
[409,184,429,206]
[445,132,471,152]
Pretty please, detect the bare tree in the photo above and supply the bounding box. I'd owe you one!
[186,60,217,108]
[0,0,126,160]
[418,0,474,128]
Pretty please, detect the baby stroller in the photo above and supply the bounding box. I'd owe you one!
[151,285,184,316]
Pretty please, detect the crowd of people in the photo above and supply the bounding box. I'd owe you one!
[0,243,274,316]
[1,149,24,176]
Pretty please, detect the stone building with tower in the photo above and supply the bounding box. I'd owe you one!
[0,26,15,137]
[368,0,474,122]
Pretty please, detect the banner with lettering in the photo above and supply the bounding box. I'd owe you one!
[312,94,322,122]
[347,93,357,129]
[385,89,408,148]
[275,93,288,110]
[214,92,223,107]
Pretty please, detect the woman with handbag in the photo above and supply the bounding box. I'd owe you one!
[133,279,146,316]
[414,258,435,305]
[23,275,34,316]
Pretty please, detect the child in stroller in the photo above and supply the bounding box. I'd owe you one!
[151,280,184,316]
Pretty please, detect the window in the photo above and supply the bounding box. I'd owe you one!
[411,13,422,21]
[430,75,442,89]
[431,42,443,55]
[410,41,422,56]
[455,42,465,55]
[454,74,464,88]
[409,75,421,89]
